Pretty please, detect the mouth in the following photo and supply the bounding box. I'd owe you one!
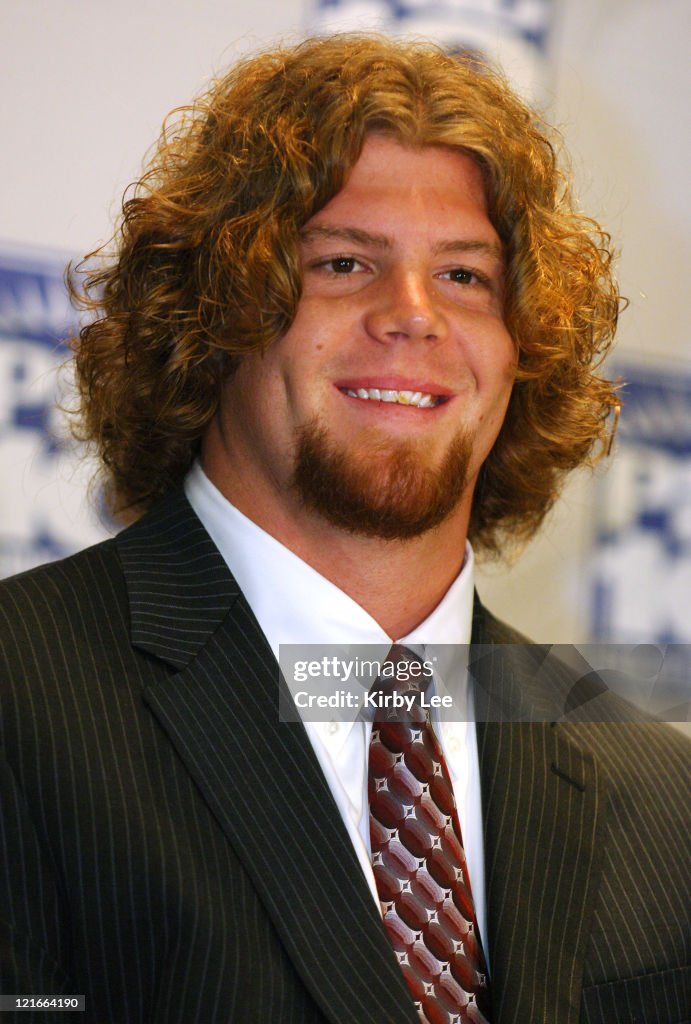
[338,386,450,409]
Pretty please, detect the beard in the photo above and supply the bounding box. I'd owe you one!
[292,418,473,540]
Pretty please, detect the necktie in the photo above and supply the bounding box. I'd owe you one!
[368,645,491,1024]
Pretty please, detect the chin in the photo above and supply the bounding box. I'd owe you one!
[292,419,473,540]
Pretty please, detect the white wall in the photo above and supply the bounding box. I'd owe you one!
[2,2,306,254]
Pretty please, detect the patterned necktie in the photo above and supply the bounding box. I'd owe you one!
[368,645,491,1024]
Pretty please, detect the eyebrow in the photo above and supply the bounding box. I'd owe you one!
[300,225,392,249]
[433,238,503,261]
[299,224,503,261]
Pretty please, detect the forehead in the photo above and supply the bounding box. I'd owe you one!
[346,135,487,192]
[304,135,497,244]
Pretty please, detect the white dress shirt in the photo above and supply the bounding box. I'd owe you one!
[184,461,488,954]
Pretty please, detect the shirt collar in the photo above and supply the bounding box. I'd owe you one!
[184,461,475,746]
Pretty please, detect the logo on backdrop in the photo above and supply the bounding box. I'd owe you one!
[306,0,554,98]
[0,248,110,579]
[592,363,691,645]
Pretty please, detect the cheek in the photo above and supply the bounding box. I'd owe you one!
[470,337,515,396]
[239,343,292,398]
[221,356,280,436]
[490,330,518,389]
[471,337,515,430]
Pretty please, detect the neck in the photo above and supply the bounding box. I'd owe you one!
[263,508,469,638]
[201,444,471,640]
[322,540,469,640]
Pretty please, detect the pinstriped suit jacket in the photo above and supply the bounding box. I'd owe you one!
[1,490,689,1024]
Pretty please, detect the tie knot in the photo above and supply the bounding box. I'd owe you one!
[367,645,431,723]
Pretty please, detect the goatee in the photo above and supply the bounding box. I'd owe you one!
[292,419,472,540]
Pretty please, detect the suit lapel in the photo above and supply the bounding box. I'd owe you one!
[117,492,419,1024]
[472,602,608,1024]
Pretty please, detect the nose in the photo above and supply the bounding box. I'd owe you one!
[364,268,447,344]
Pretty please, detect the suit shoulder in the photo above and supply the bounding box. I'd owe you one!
[1,536,121,607]
[472,595,532,645]
[0,537,128,658]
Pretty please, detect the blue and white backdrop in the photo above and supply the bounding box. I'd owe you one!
[0,249,110,578]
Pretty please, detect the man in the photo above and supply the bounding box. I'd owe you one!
[1,34,688,1024]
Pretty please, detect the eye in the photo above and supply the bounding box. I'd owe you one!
[303,251,373,291]
[309,255,371,276]
[440,267,486,286]
[324,256,362,274]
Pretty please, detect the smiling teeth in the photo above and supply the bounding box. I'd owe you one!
[345,388,438,407]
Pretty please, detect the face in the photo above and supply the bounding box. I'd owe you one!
[215,135,516,539]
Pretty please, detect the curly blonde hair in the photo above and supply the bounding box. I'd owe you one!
[70,33,620,552]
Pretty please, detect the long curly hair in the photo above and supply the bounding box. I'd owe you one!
[70,33,621,552]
